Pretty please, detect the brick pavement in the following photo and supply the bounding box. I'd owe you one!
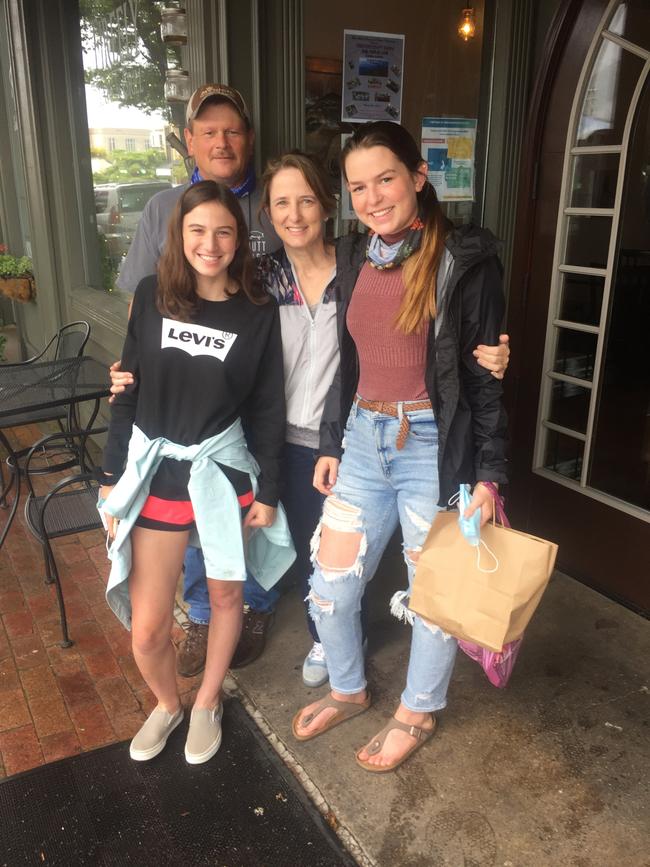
[0,425,201,778]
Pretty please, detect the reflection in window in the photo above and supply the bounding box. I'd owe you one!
[80,0,185,291]
[577,39,644,146]
[544,430,583,481]
[549,380,591,434]
[570,153,619,209]
[553,328,597,380]
[565,216,612,268]
[589,74,650,509]
[558,274,604,326]
[608,1,650,53]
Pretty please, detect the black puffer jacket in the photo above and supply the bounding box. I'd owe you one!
[319,225,508,505]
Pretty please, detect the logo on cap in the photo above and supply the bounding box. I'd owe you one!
[186,84,250,126]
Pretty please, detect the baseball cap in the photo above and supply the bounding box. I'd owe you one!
[185,84,251,126]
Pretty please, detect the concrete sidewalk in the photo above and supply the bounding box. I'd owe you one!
[231,546,650,867]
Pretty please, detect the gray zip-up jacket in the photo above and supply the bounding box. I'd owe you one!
[258,247,339,448]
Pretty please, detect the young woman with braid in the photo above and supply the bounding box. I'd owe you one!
[292,122,508,773]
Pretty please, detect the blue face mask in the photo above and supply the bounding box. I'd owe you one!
[457,483,481,547]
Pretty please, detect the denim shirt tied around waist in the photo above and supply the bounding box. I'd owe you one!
[101,420,296,630]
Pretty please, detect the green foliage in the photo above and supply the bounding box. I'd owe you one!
[80,0,171,118]
[0,333,6,361]
[172,161,189,184]
[0,253,33,279]
[93,147,168,183]
[96,230,119,293]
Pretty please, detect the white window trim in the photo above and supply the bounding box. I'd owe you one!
[532,0,650,524]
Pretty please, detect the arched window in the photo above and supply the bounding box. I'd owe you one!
[534,0,650,517]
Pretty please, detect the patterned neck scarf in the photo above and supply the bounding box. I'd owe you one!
[366,213,424,270]
[190,162,256,198]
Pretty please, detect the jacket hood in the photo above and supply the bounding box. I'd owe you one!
[444,224,502,273]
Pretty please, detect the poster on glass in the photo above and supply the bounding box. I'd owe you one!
[341,30,405,124]
[421,117,477,201]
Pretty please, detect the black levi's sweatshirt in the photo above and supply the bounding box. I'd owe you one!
[102,276,285,506]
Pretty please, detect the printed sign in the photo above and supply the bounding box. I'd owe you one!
[161,318,237,361]
[342,30,405,124]
[421,117,477,202]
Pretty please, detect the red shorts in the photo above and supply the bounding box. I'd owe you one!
[134,490,254,532]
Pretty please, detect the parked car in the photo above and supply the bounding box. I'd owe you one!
[95,181,173,263]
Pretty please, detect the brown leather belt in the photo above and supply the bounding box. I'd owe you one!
[354,398,433,450]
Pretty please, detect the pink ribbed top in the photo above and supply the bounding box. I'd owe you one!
[347,262,429,401]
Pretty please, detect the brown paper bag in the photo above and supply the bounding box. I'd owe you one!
[409,511,558,652]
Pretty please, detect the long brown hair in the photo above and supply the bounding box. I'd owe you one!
[341,122,450,334]
[260,150,337,217]
[157,181,267,321]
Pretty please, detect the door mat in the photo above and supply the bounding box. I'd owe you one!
[0,698,356,866]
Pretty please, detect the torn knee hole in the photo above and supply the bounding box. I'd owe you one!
[312,497,367,576]
[307,590,334,621]
[406,548,421,564]
[404,545,423,568]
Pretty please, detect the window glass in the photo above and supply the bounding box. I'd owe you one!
[552,328,598,380]
[564,215,612,268]
[570,153,619,208]
[79,0,186,291]
[558,274,604,326]
[608,1,650,53]
[548,380,591,434]
[589,74,650,509]
[543,430,583,481]
[302,2,485,230]
[576,39,644,147]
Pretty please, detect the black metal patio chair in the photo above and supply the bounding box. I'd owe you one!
[0,321,91,506]
[23,426,107,648]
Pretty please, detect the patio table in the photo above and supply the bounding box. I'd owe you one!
[0,355,110,548]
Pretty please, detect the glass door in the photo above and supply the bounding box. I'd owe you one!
[534,0,650,520]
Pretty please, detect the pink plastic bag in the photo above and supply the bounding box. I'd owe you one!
[457,483,523,688]
[457,637,523,688]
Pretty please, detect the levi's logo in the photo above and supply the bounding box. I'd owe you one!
[161,318,237,361]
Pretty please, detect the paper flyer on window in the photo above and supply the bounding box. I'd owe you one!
[421,117,477,201]
[341,30,405,124]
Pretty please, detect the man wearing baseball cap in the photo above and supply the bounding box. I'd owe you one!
[116,83,280,293]
[112,83,282,679]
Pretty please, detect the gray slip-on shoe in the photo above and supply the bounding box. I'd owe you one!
[130,706,184,761]
[185,704,223,765]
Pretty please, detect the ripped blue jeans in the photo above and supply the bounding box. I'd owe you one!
[308,403,457,714]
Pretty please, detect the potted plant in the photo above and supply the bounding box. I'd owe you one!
[0,244,35,301]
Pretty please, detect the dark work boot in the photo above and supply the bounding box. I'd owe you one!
[176,622,209,677]
[230,606,274,669]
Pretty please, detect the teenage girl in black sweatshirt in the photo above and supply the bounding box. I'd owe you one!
[99,181,285,764]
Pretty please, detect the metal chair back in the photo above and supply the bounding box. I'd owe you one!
[51,321,91,361]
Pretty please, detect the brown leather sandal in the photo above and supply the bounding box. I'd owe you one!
[355,715,437,773]
[292,692,371,742]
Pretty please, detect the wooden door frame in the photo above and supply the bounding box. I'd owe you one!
[505,0,650,615]
[505,0,583,451]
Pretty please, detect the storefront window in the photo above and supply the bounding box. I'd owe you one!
[302,2,485,231]
[79,0,187,292]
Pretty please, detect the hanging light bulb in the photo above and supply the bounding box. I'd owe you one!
[458,7,476,42]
